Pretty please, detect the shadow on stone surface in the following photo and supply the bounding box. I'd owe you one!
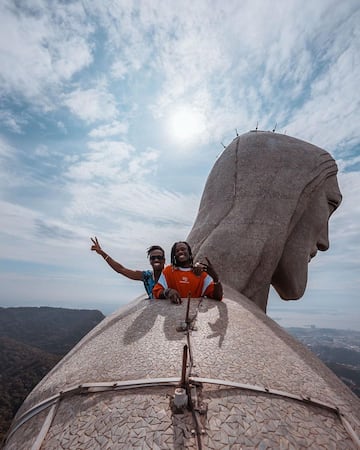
[123,299,229,347]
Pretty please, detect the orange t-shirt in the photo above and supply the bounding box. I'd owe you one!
[152,265,215,299]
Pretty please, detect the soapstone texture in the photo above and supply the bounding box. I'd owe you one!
[187,131,341,311]
[5,292,360,449]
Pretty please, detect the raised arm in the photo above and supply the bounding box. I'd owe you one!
[90,237,143,281]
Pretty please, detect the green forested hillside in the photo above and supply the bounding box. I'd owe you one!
[0,306,104,354]
[0,307,104,444]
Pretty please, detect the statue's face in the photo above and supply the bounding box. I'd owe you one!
[271,175,342,300]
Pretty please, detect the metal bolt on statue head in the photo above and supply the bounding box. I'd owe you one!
[187,131,342,312]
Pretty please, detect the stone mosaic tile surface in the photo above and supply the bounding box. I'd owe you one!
[5,290,360,449]
[6,388,356,449]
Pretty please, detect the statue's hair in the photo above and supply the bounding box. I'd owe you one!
[170,241,193,267]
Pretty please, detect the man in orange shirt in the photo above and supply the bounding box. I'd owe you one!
[152,241,223,304]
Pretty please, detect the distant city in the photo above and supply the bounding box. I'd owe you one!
[286,327,360,397]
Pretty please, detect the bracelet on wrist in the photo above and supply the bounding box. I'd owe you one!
[104,255,110,261]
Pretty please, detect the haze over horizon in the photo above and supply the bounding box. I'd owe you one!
[0,1,359,331]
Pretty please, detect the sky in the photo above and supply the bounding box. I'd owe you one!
[0,0,359,331]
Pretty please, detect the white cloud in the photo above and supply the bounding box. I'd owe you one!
[110,60,129,80]
[280,8,360,152]
[0,200,80,244]
[0,110,26,133]
[0,0,93,107]
[332,171,360,252]
[0,134,13,158]
[65,140,133,182]
[337,156,360,173]
[0,135,22,191]
[57,121,68,134]
[62,85,118,124]
[141,0,359,150]
[89,121,129,138]
[34,144,50,157]
[287,46,360,153]
[63,138,198,229]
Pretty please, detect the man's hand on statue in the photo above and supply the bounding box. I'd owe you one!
[167,289,182,304]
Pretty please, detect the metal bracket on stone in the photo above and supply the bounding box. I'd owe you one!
[189,382,208,436]
[171,386,188,414]
[176,294,198,332]
[170,295,208,447]
[171,345,189,414]
[171,303,209,443]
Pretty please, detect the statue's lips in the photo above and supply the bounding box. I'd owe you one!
[308,249,318,262]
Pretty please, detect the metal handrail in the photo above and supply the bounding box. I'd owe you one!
[6,376,359,448]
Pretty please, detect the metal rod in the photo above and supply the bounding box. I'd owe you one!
[185,292,191,324]
[31,401,59,450]
[180,345,188,387]
[188,386,203,450]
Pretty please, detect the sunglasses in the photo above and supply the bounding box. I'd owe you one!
[150,255,164,261]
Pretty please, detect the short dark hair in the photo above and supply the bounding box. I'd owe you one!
[170,241,193,267]
[147,245,165,257]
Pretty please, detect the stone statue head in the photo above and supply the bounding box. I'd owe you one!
[187,131,342,312]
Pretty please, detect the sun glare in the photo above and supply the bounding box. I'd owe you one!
[168,106,206,144]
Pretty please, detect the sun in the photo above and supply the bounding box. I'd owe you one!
[167,106,206,144]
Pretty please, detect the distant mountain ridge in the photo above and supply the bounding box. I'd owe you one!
[0,306,105,444]
[0,306,104,354]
